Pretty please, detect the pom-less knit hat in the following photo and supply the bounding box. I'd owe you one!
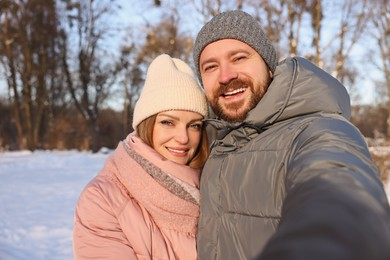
[193,10,277,80]
[132,54,208,129]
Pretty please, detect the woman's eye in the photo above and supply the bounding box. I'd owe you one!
[190,123,202,130]
[160,120,173,126]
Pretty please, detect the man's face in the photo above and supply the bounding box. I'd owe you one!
[199,39,272,123]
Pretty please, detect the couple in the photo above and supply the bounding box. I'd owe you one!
[73,10,390,260]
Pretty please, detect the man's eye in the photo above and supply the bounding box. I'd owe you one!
[234,56,246,61]
[204,64,216,72]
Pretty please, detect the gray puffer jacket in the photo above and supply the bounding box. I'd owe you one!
[197,57,390,260]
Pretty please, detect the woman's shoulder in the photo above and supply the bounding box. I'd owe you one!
[76,170,130,217]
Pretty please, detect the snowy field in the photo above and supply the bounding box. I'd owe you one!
[0,150,110,260]
[0,149,389,260]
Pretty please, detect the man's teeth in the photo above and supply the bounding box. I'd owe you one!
[224,88,245,96]
[167,147,185,153]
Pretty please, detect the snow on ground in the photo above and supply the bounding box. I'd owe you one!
[369,145,390,157]
[0,149,389,260]
[0,150,110,260]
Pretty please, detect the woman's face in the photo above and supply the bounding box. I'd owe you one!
[152,110,204,165]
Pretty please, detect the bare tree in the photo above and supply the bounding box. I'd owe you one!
[369,0,390,136]
[286,0,308,57]
[60,0,121,151]
[194,0,245,23]
[330,0,370,85]
[117,42,143,135]
[0,0,62,150]
[0,0,24,149]
[308,0,323,66]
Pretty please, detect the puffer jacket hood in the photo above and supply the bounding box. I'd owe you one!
[208,57,351,140]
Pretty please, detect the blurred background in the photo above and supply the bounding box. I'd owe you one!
[0,0,389,180]
[1,2,389,258]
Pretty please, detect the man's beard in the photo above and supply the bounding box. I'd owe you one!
[208,76,271,123]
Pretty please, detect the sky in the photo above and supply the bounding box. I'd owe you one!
[0,148,389,259]
[0,1,381,107]
[110,0,380,106]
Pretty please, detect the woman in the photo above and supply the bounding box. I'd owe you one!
[73,54,209,259]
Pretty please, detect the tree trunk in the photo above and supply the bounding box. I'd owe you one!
[3,10,24,150]
[387,103,390,138]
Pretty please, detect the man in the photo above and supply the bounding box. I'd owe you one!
[193,10,390,260]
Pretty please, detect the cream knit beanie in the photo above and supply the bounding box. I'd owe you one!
[132,54,208,129]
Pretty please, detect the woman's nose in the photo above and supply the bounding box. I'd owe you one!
[175,128,189,144]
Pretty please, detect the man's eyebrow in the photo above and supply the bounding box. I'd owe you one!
[201,49,253,68]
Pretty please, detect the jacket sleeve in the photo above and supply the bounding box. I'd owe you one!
[73,181,137,260]
[257,116,390,260]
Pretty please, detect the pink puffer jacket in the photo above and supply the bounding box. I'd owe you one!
[73,133,200,259]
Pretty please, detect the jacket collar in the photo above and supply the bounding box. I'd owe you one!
[208,57,351,142]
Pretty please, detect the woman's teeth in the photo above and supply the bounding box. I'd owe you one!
[167,147,186,153]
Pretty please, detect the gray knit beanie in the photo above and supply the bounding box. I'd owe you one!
[132,54,208,130]
[193,10,277,80]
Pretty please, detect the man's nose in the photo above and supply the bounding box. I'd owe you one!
[219,63,238,85]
